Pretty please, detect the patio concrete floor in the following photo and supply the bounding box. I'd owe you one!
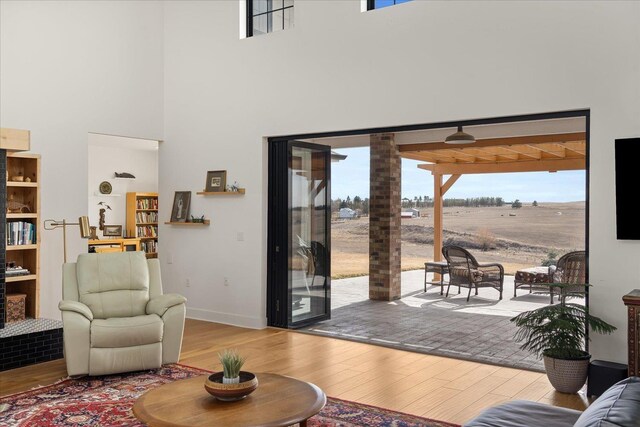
[300,270,581,371]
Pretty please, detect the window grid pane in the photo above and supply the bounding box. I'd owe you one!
[249,0,293,36]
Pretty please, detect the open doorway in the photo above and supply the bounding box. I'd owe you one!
[87,133,159,256]
[269,111,588,371]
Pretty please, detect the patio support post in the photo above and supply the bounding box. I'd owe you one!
[369,133,402,301]
[433,174,443,264]
[433,174,460,276]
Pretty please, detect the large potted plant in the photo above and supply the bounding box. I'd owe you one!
[511,284,616,393]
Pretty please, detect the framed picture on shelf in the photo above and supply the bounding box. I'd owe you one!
[103,225,122,237]
[170,191,191,222]
[205,170,227,192]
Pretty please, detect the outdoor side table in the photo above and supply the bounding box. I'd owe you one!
[424,261,450,295]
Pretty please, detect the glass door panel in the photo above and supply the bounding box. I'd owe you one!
[289,144,330,325]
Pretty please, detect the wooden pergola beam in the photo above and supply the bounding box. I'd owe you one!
[418,158,585,175]
[399,132,586,153]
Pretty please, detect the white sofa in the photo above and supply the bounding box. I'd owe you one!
[59,251,187,376]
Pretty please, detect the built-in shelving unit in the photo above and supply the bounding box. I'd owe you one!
[126,192,158,258]
[5,152,41,319]
[196,188,245,196]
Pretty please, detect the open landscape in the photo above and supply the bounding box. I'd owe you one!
[331,202,585,278]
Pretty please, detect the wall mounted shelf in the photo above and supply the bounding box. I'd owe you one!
[196,189,245,196]
[93,192,122,197]
[164,220,210,226]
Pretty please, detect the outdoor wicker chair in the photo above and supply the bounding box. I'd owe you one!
[442,245,504,301]
[552,250,586,300]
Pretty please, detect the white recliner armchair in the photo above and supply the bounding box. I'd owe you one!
[59,251,187,376]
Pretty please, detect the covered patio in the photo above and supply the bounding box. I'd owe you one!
[302,118,587,369]
[400,131,586,268]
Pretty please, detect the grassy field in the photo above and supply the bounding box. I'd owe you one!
[331,202,585,278]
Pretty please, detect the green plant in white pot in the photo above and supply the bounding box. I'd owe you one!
[511,284,616,393]
[218,349,245,384]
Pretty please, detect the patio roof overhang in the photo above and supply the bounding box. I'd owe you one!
[399,131,587,266]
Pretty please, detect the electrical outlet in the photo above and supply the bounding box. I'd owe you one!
[224,277,229,287]
[185,278,190,287]
[237,231,244,242]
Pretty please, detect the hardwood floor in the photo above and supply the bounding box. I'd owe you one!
[0,319,589,425]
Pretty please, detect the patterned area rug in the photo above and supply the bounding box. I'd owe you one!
[0,364,459,427]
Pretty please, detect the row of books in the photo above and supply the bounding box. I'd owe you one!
[141,240,157,254]
[136,212,158,223]
[137,225,158,238]
[137,198,158,210]
[7,221,36,246]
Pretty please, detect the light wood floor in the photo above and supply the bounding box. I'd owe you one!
[0,319,589,425]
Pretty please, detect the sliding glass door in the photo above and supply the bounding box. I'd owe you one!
[268,140,331,328]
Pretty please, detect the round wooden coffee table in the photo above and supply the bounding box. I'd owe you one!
[133,372,326,427]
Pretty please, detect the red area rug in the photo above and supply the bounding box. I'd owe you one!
[0,364,459,426]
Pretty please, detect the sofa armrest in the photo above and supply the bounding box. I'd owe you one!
[59,300,94,321]
[146,293,187,317]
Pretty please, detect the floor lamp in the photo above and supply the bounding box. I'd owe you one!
[44,216,91,263]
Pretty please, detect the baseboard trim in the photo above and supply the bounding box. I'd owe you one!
[186,307,267,329]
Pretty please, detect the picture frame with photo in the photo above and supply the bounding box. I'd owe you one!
[205,170,227,193]
[170,191,191,222]
[103,225,122,237]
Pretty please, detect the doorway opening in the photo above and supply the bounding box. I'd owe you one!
[268,111,588,371]
[87,133,159,257]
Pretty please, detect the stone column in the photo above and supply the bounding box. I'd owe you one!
[369,133,401,301]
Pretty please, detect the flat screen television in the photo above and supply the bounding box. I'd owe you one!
[615,137,640,240]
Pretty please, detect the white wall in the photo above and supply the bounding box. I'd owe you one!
[161,0,640,362]
[1,0,638,363]
[0,1,164,320]
[88,134,159,238]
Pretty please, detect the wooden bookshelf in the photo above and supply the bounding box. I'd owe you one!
[5,152,41,319]
[126,192,158,258]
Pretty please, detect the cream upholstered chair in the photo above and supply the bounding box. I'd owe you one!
[59,251,187,376]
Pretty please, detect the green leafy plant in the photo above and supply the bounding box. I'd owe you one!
[218,349,245,379]
[541,250,558,267]
[511,285,616,359]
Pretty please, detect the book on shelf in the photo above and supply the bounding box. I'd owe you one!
[136,198,158,210]
[6,266,31,277]
[135,211,158,223]
[6,221,36,246]
[141,240,157,254]
[136,225,158,238]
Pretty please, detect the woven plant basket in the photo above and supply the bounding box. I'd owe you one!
[543,353,590,393]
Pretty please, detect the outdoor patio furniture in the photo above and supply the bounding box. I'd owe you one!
[423,261,451,295]
[442,245,504,301]
[553,250,587,299]
[514,266,555,303]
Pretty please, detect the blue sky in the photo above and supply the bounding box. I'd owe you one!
[332,147,586,203]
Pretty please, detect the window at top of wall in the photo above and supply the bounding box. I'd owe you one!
[247,0,294,37]
[367,0,412,10]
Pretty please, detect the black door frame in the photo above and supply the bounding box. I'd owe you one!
[267,140,332,328]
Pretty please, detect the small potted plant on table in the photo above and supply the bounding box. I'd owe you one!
[511,284,616,393]
[204,349,258,401]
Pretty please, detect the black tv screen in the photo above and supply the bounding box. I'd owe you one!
[615,137,640,240]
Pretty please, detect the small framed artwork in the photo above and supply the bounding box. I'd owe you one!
[170,191,191,222]
[205,170,227,192]
[103,225,122,237]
